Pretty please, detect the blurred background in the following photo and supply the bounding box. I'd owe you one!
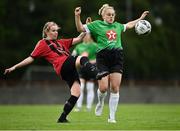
[0,0,180,104]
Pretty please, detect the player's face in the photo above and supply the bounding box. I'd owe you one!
[46,25,59,40]
[103,9,115,24]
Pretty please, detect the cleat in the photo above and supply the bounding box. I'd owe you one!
[96,71,109,80]
[95,102,104,116]
[57,118,69,123]
[108,119,117,123]
[57,113,69,123]
[86,64,98,77]
[90,65,97,72]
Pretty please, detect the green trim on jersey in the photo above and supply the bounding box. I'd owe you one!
[74,42,97,60]
[87,20,124,52]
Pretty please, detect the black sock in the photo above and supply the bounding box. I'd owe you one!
[80,56,89,67]
[59,95,78,121]
[80,56,96,71]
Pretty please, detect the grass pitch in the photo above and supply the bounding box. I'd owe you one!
[0,104,180,130]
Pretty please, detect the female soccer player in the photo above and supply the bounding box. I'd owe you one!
[4,21,97,123]
[74,4,149,123]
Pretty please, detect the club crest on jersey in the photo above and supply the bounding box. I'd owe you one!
[106,30,117,41]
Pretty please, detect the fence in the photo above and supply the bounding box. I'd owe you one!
[1,65,180,104]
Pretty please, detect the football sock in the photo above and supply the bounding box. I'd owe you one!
[76,82,85,108]
[97,89,107,104]
[80,57,96,71]
[80,56,90,67]
[59,95,78,121]
[86,82,94,109]
[109,92,119,120]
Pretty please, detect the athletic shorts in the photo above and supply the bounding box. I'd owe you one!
[96,48,124,74]
[60,56,80,88]
[79,63,97,81]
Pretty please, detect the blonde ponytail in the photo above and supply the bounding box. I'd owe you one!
[98,4,114,16]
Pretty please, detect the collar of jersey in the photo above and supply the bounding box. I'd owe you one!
[103,20,113,25]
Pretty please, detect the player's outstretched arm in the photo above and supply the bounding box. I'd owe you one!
[72,32,86,45]
[126,11,149,30]
[75,7,86,32]
[4,56,34,75]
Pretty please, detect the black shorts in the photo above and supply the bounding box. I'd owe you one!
[79,63,96,81]
[60,56,80,88]
[96,48,123,74]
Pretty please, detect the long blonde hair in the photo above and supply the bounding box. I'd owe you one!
[98,4,115,16]
[42,21,60,38]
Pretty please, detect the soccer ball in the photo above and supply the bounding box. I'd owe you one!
[135,20,151,35]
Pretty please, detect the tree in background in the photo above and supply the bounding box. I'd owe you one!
[1,0,179,81]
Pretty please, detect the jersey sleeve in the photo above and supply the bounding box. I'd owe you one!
[118,23,126,32]
[30,40,46,58]
[122,24,126,32]
[86,20,99,34]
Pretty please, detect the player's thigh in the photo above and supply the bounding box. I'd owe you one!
[109,73,122,92]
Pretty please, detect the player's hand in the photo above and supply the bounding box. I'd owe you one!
[4,67,15,75]
[86,17,92,24]
[75,7,81,16]
[140,11,149,19]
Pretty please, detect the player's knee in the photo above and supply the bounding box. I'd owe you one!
[110,86,119,93]
[75,56,82,68]
[71,84,81,97]
[98,83,108,93]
